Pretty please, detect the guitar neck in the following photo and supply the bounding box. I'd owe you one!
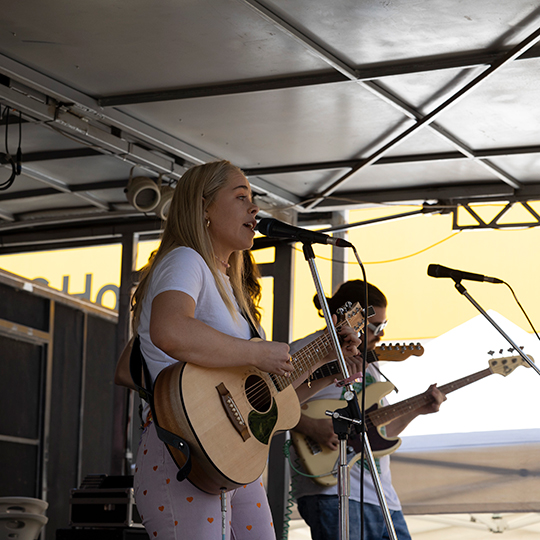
[369,367,493,427]
[309,350,378,381]
[271,328,349,391]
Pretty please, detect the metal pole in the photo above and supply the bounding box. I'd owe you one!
[327,410,398,540]
[454,281,540,376]
[266,242,295,539]
[111,232,139,475]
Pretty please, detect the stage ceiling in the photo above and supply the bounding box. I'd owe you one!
[1,1,540,254]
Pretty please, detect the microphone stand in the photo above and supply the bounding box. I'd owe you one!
[301,242,398,540]
[452,279,540,376]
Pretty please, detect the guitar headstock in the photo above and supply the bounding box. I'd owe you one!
[375,342,424,362]
[336,301,366,333]
[489,353,535,377]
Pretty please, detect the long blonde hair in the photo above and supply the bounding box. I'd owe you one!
[131,160,257,333]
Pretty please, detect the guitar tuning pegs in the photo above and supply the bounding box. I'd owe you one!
[508,348,514,353]
[499,349,504,355]
[487,351,495,356]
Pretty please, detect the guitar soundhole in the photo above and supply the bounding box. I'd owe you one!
[245,375,272,412]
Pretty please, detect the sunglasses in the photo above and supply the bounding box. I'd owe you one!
[367,320,387,336]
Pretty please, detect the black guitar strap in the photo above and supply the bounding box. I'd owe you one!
[129,336,192,482]
[242,309,262,340]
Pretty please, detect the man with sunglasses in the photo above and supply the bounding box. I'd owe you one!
[291,280,446,540]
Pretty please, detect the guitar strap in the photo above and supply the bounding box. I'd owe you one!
[368,352,398,393]
[129,336,192,482]
[242,309,262,340]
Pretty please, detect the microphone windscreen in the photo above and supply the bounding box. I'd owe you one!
[427,264,443,277]
[255,218,274,236]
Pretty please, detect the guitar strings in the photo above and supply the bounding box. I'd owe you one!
[244,317,364,406]
[243,335,337,405]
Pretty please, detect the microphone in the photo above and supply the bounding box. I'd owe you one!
[427,264,503,284]
[255,218,353,247]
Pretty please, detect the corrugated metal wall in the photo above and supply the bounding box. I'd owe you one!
[0,271,118,539]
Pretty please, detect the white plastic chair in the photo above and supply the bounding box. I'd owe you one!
[0,498,48,540]
[0,499,48,517]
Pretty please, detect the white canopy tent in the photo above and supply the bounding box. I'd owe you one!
[381,310,540,437]
[383,311,540,537]
[288,310,540,538]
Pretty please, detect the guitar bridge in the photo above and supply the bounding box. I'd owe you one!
[216,383,250,441]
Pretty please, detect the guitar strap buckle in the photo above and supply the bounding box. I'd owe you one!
[335,372,363,387]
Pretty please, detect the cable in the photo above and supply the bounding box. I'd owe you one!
[0,106,22,191]
[358,254,368,540]
[502,280,540,343]
[282,438,337,480]
[292,230,461,265]
[281,439,296,540]
[282,438,333,540]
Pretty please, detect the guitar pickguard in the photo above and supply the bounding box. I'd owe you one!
[248,399,278,445]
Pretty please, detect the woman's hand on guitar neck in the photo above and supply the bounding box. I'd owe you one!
[251,339,294,377]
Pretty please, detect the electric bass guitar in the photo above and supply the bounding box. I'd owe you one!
[291,353,534,486]
[153,302,366,494]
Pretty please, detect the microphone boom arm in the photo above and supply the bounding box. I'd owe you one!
[453,281,540,376]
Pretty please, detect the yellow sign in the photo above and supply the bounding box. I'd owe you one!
[0,203,539,342]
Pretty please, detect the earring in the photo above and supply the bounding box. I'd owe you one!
[206,218,210,228]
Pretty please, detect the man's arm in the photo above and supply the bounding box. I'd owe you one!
[294,414,339,451]
[385,384,446,437]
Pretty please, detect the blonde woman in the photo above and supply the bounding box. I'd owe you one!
[115,160,360,539]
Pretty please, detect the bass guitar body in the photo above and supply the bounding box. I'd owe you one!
[291,382,399,487]
[154,361,301,494]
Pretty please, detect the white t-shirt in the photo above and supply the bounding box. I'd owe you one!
[290,330,402,510]
[137,246,252,384]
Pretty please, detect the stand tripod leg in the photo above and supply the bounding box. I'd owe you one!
[338,439,350,540]
[220,489,227,540]
[363,435,398,540]
[330,408,399,540]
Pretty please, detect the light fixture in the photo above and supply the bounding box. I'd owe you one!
[124,168,161,212]
[155,185,174,220]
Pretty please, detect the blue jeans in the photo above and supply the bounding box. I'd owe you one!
[297,495,411,540]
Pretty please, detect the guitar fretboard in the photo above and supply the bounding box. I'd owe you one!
[368,367,493,427]
[271,327,343,392]
[310,350,379,381]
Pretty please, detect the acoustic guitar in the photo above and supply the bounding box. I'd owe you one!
[291,353,534,486]
[153,302,366,494]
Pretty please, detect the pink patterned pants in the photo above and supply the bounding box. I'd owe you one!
[134,421,276,539]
